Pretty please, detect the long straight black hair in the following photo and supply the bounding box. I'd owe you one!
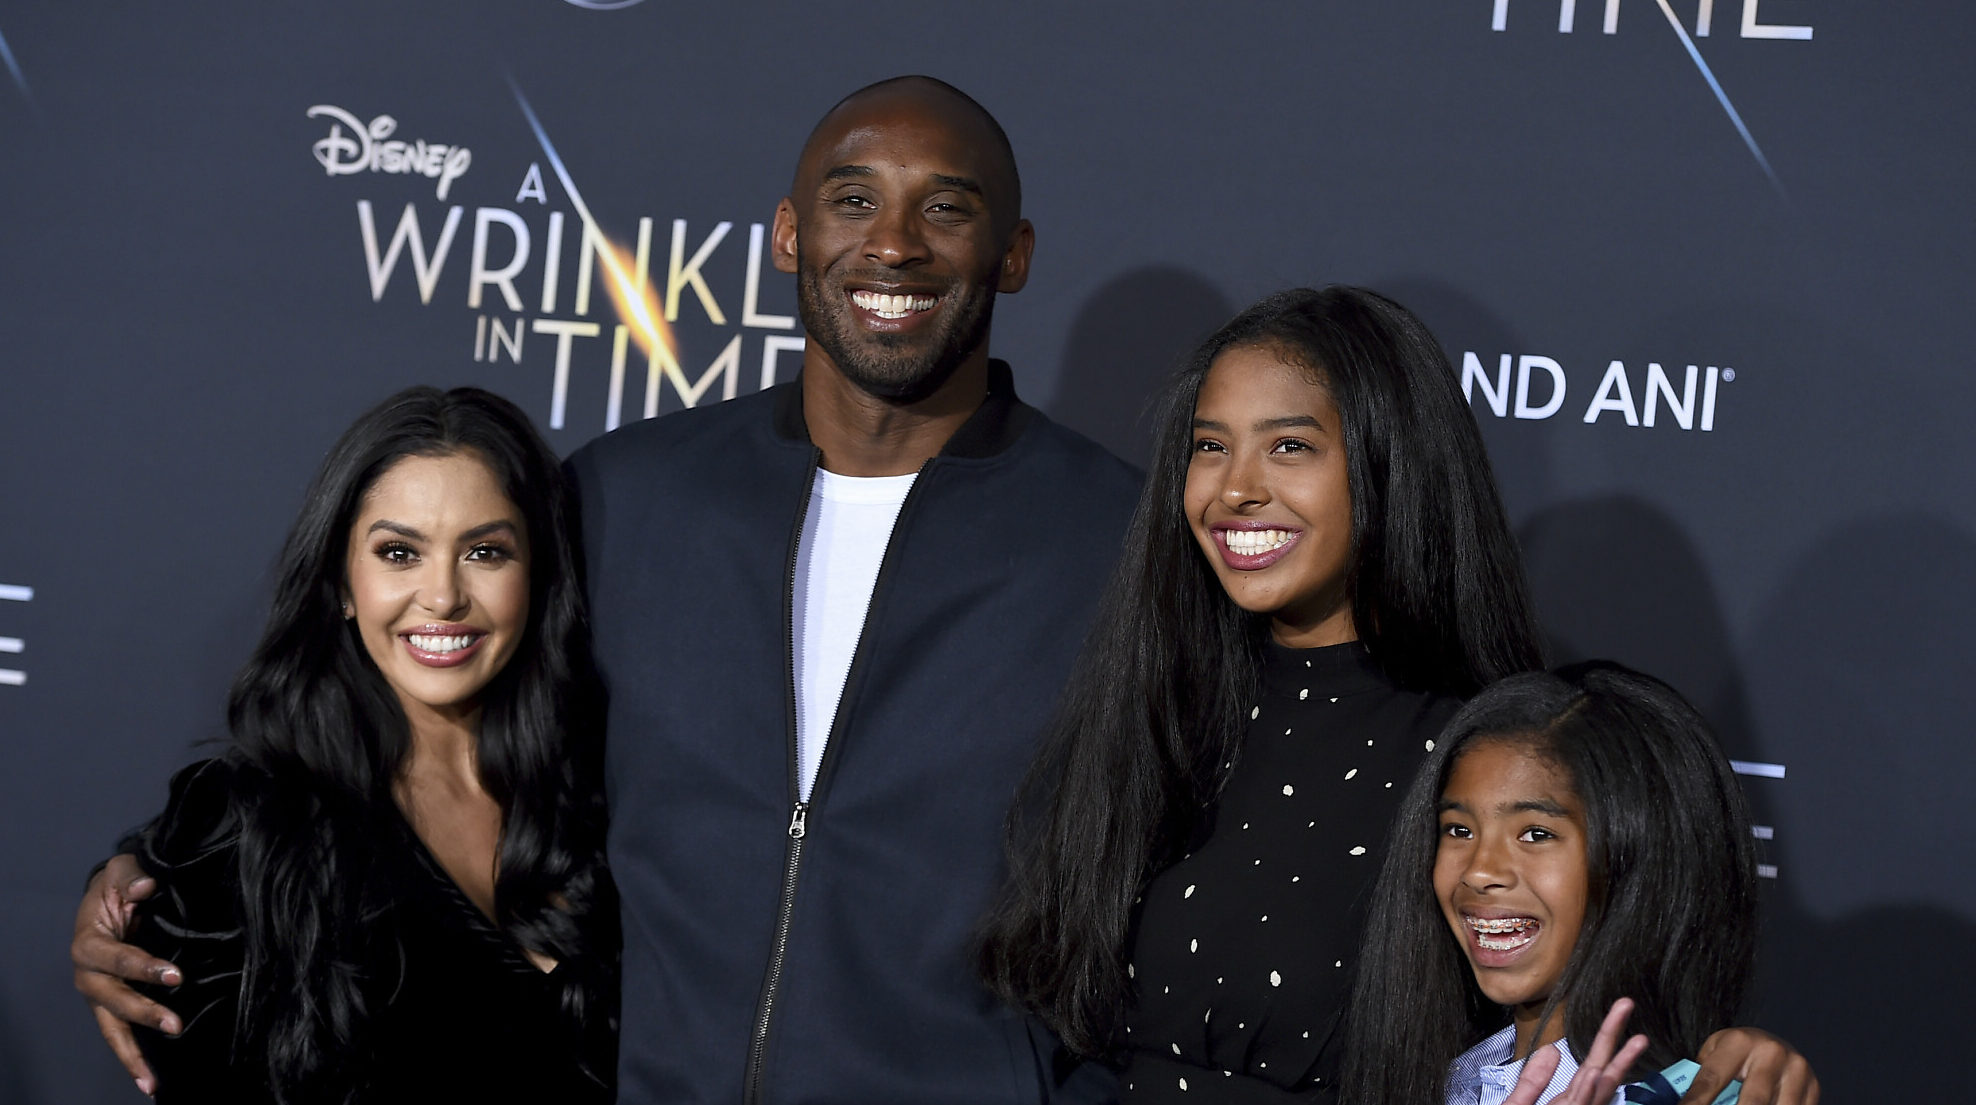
[152,387,611,1099]
[978,286,1543,1055]
[1342,662,1759,1103]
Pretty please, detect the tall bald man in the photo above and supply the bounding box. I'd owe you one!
[566,74,1135,1103]
[75,76,1137,1103]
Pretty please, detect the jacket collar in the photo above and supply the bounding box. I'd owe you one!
[770,359,1035,460]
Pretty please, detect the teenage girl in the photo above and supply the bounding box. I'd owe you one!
[1343,661,1780,1105]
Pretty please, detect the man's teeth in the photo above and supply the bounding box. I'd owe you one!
[851,290,937,319]
[1224,528,1295,554]
[1467,916,1539,950]
[408,634,477,654]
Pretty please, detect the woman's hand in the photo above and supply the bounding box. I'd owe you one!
[1506,997,1651,1105]
[1685,1027,1819,1105]
[71,854,180,1096]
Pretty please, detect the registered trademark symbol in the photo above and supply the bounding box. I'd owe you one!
[1721,368,1736,383]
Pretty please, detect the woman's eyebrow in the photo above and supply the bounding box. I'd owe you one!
[459,520,520,541]
[366,520,423,540]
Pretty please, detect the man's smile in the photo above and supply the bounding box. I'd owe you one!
[850,290,939,319]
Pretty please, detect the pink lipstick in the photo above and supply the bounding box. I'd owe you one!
[1211,520,1302,570]
[398,624,487,668]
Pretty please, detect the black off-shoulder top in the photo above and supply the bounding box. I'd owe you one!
[129,759,613,1105]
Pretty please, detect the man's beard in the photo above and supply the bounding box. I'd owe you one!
[796,259,997,404]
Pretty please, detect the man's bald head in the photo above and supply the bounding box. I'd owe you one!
[792,75,1023,235]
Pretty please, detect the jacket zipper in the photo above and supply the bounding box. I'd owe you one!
[743,800,808,1104]
[741,453,935,1105]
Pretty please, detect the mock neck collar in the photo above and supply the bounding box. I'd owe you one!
[1259,638,1393,698]
[770,359,1033,460]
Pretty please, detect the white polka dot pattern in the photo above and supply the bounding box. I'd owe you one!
[1117,642,1458,1102]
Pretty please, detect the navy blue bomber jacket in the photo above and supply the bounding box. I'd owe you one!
[564,362,1140,1105]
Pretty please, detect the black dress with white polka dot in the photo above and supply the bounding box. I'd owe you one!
[1118,641,1459,1103]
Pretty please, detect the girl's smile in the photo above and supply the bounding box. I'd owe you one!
[1208,520,1303,569]
[1183,344,1356,648]
[1433,738,1590,1055]
[1459,907,1544,965]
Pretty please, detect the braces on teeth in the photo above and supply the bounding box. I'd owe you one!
[1467,917,1536,933]
[1467,916,1538,950]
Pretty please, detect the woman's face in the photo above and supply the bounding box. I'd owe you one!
[343,450,531,730]
[1433,738,1590,1051]
[1183,344,1356,647]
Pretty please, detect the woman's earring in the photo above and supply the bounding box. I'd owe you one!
[342,603,354,619]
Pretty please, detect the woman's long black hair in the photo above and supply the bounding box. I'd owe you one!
[1341,662,1759,1103]
[978,286,1543,1056]
[147,387,611,1099]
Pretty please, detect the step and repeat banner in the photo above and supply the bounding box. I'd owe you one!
[3,2,1968,1099]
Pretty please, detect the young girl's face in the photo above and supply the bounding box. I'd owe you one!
[1433,738,1590,1049]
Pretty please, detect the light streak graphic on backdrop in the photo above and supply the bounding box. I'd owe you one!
[0,582,29,688]
[509,81,678,430]
[0,25,31,100]
[1651,0,1787,198]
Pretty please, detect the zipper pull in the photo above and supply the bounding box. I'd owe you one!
[788,802,809,839]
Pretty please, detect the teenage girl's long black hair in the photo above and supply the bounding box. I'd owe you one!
[147,387,611,1100]
[1341,662,1759,1103]
[978,286,1543,1056]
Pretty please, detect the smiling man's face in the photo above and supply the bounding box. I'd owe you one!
[772,82,1031,403]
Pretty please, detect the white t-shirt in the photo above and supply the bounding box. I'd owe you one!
[792,468,917,801]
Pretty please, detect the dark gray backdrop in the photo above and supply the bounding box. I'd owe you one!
[4,2,1967,1099]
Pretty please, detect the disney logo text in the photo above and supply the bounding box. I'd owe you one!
[307,105,472,201]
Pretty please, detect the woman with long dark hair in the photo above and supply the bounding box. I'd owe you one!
[980,287,1811,1104]
[124,386,614,1103]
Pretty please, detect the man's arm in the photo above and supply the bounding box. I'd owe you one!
[1502,1000,1820,1105]
[1684,1028,1819,1105]
[72,854,182,1096]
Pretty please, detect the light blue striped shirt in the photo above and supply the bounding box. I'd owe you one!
[1446,1024,1625,1105]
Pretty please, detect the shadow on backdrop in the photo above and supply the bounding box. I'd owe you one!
[1738,514,1975,1099]
[1376,276,1552,507]
[1521,498,1969,1097]
[1518,495,1755,745]
[0,995,28,1105]
[1047,267,1233,469]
